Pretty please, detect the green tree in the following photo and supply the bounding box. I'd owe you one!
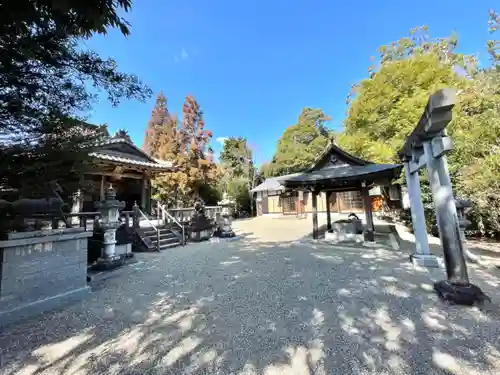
[339,24,500,236]
[488,9,499,67]
[219,137,256,215]
[0,0,151,195]
[266,108,332,176]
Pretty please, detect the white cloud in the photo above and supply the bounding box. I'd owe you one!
[173,56,180,63]
[181,48,189,60]
[216,137,228,145]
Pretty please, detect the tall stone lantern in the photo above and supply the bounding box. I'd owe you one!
[92,184,125,270]
[215,192,236,238]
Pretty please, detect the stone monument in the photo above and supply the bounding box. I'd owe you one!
[92,184,125,270]
[215,192,236,238]
[188,200,214,242]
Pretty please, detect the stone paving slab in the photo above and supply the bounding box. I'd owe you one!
[0,218,500,374]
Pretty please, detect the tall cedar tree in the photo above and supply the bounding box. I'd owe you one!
[219,137,256,215]
[151,94,218,206]
[143,93,170,157]
[0,0,150,196]
[179,95,218,204]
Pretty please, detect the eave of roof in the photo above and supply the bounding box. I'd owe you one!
[89,152,173,170]
[90,136,173,170]
[282,164,402,187]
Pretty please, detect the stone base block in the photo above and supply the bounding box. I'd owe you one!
[91,255,124,271]
[115,243,132,257]
[215,228,235,238]
[190,228,213,242]
[0,286,90,328]
[434,280,490,306]
[325,230,364,243]
[410,253,441,268]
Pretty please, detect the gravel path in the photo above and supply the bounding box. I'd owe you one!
[1,218,500,375]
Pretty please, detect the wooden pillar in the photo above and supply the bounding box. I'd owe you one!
[100,175,105,201]
[140,175,147,212]
[312,190,319,239]
[326,191,332,231]
[361,184,375,242]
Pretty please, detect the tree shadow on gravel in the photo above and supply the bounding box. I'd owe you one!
[1,235,500,375]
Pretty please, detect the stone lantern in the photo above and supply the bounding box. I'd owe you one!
[215,192,236,238]
[92,184,125,270]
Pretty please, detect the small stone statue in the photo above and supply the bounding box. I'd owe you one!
[188,199,214,242]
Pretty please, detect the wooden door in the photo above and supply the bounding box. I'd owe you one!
[337,191,364,213]
[282,195,297,215]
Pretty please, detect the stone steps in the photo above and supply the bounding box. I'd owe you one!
[138,226,182,251]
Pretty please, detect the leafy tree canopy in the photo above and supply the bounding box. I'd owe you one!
[339,21,500,235]
[264,108,332,177]
[0,0,150,195]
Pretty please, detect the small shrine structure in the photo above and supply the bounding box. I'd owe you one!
[281,141,403,241]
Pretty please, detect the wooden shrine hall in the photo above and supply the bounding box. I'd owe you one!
[281,141,403,241]
[79,136,173,213]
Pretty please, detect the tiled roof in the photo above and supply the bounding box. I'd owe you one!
[282,164,402,186]
[90,137,173,170]
[250,172,302,193]
[89,152,172,169]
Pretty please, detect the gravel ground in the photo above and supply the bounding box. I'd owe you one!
[1,217,500,375]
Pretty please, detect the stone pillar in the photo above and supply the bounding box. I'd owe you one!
[361,186,375,242]
[312,190,319,239]
[423,140,468,284]
[326,192,332,231]
[404,160,439,268]
[71,189,83,226]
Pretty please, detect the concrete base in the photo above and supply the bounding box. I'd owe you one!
[115,243,133,258]
[91,255,124,271]
[325,230,364,244]
[0,286,90,328]
[190,228,214,242]
[410,253,441,268]
[434,280,490,306]
[0,228,92,327]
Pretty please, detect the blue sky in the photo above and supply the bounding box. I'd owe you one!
[86,0,497,165]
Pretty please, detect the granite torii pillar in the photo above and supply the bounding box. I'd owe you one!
[400,89,489,305]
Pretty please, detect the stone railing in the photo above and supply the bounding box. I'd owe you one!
[167,206,222,225]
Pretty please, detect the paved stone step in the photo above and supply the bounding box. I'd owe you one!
[150,236,180,245]
[142,228,172,236]
[146,240,181,251]
[159,242,181,250]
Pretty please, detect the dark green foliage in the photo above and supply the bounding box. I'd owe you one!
[264,108,332,177]
[218,137,256,215]
[0,0,151,196]
[339,20,500,237]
